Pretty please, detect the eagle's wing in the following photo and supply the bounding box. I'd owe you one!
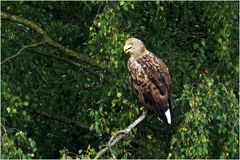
[128,53,172,124]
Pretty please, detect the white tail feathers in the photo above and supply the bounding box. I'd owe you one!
[165,109,171,124]
[157,108,172,124]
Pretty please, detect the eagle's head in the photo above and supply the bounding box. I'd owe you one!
[123,38,147,56]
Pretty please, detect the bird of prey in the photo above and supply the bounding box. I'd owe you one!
[123,38,172,124]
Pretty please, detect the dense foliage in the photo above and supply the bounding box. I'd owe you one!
[1,1,239,159]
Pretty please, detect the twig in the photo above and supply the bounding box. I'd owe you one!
[94,110,148,159]
[1,123,7,134]
[1,41,46,64]
[211,61,224,77]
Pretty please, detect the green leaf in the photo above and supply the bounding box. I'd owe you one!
[147,135,152,140]
[117,92,122,98]
[23,101,29,107]
[6,107,11,113]
[202,118,208,125]
[120,1,125,6]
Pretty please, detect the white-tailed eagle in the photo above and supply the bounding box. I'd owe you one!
[123,38,172,124]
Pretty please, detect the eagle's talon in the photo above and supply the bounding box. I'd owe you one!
[116,130,127,135]
[140,106,145,113]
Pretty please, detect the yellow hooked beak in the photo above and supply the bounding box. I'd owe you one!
[123,44,132,54]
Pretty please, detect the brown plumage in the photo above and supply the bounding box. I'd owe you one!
[123,38,172,124]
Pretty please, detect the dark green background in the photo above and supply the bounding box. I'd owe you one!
[1,1,239,159]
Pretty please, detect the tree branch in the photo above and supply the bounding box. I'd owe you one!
[94,111,148,159]
[29,107,89,129]
[1,41,46,64]
[1,11,102,69]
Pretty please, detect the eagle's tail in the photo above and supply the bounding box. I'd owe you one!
[164,108,172,124]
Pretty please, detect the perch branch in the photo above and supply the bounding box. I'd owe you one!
[94,110,147,159]
[1,41,46,64]
[1,11,102,69]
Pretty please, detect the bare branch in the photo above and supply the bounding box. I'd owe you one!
[94,111,148,159]
[1,41,46,64]
[1,11,104,70]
